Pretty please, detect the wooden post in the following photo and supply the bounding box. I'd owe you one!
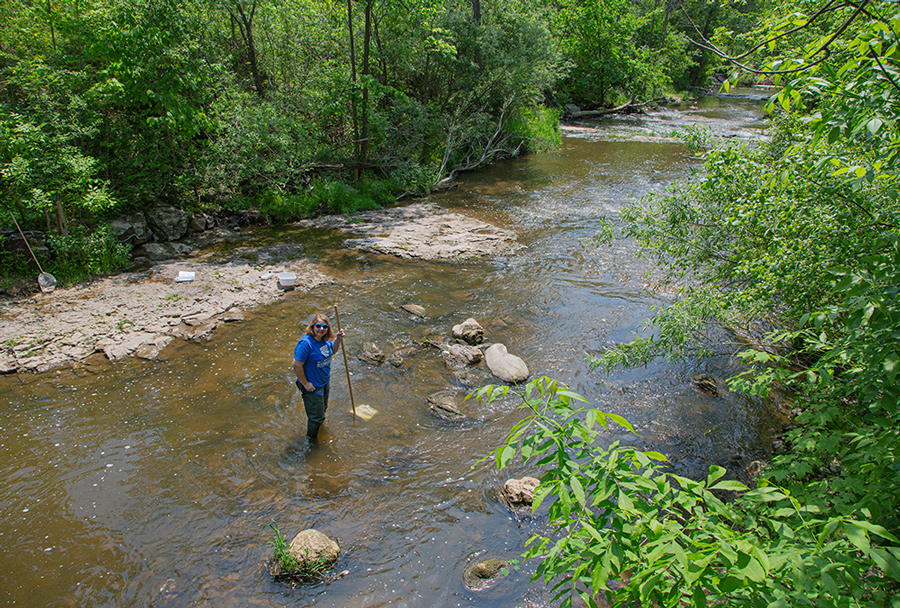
[333,304,356,417]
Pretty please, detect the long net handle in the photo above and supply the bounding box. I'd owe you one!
[333,304,356,417]
[9,212,45,274]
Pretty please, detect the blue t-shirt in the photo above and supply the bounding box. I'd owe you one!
[294,334,334,388]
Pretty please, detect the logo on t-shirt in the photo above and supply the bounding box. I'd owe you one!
[319,345,330,357]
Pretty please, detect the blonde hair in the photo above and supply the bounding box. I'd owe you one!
[304,313,335,340]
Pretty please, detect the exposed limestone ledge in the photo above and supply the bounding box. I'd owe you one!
[296,202,520,261]
[0,257,329,374]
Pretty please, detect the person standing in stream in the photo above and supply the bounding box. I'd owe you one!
[293,313,344,443]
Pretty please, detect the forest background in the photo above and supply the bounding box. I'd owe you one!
[0,0,758,281]
[4,0,900,605]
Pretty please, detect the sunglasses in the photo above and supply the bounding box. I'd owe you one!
[313,324,329,329]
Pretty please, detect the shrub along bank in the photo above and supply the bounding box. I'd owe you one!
[483,0,900,606]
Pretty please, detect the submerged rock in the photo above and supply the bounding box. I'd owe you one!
[745,460,765,478]
[400,304,427,318]
[359,343,386,366]
[691,373,718,396]
[427,389,467,421]
[453,367,490,387]
[463,557,509,591]
[443,343,483,369]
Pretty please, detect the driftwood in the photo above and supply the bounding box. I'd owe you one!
[566,98,668,119]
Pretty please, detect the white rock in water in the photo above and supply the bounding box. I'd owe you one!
[485,343,529,383]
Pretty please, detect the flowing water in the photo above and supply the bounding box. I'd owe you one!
[0,93,774,608]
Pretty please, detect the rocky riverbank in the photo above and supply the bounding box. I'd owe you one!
[0,202,519,374]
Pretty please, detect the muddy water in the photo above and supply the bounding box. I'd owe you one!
[0,94,774,608]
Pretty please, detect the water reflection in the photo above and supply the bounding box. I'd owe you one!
[0,96,778,608]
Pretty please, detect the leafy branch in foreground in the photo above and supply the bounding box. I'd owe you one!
[476,377,900,608]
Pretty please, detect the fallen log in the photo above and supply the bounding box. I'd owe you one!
[566,98,667,119]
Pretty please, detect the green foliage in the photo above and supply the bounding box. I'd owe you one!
[267,522,301,574]
[579,2,900,607]
[310,178,381,215]
[249,176,403,225]
[746,2,900,186]
[253,189,320,225]
[1,0,763,281]
[480,378,900,608]
[506,106,561,153]
[0,111,116,228]
[551,0,694,107]
[201,87,321,198]
[674,124,715,151]
[46,224,131,282]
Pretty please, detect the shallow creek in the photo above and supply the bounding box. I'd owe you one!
[0,93,774,608]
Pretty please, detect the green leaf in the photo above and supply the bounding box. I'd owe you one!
[496,444,516,470]
[867,118,884,135]
[691,585,707,607]
[643,451,668,462]
[558,390,590,403]
[850,520,900,543]
[820,570,840,597]
[571,476,586,507]
[707,465,727,486]
[606,412,635,432]
[710,480,750,492]
[717,575,743,593]
[845,524,870,553]
[618,490,634,511]
[870,547,900,579]
[739,555,766,582]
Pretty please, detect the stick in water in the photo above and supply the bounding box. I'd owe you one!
[333,304,356,417]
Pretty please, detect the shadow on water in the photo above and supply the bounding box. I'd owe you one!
[0,93,779,608]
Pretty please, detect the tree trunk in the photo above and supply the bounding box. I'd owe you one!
[347,0,360,181]
[372,11,387,84]
[360,0,372,167]
[229,0,265,96]
[689,0,718,87]
[661,0,672,47]
[54,200,68,238]
[472,0,482,69]
[46,0,57,52]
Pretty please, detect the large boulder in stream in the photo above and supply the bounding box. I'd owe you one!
[452,318,485,345]
[500,476,540,510]
[484,343,529,383]
[268,528,341,579]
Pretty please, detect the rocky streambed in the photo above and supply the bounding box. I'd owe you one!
[0,202,519,374]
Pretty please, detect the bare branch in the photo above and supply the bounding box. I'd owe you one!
[681,0,872,76]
